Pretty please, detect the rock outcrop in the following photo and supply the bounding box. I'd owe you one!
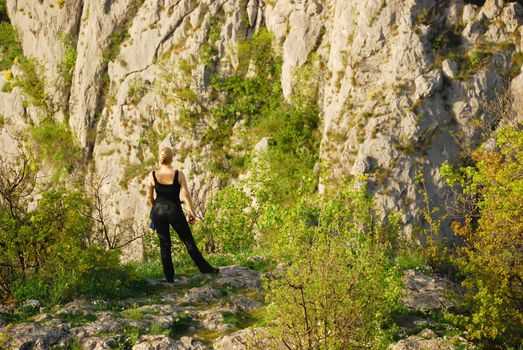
[1,0,523,256]
[0,265,266,350]
[0,266,474,349]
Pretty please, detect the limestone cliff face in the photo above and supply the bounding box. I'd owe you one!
[1,0,523,257]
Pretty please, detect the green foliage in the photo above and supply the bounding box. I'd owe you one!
[1,81,12,92]
[454,48,493,81]
[0,185,90,299]
[73,246,148,300]
[31,119,82,176]
[467,50,486,67]
[57,32,77,88]
[439,126,523,348]
[265,179,404,349]
[0,22,23,70]
[127,76,148,105]
[57,313,97,327]
[13,58,49,112]
[509,51,523,79]
[0,0,6,19]
[0,2,23,70]
[11,274,50,301]
[102,29,130,64]
[0,163,148,304]
[200,14,223,67]
[162,29,307,180]
[194,184,258,254]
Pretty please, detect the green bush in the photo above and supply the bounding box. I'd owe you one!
[31,119,82,176]
[9,247,149,304]
[0,0,6,20]
[0,2,23,71]
[440,126,523,348]
[264,179,403,349]
[13,58,49,112]
[0,23,23,70]
[58,33,77,88]
[73,246,148,300]
[0,185,91,299]
[0,162,147,304]
[194,184,258,254]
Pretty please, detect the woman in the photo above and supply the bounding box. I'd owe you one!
[147,147,219,282]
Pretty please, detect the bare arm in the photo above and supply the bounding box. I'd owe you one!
[147,172,155,207]
[179,170,196,223]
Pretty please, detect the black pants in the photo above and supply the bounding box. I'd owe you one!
[152,201,214,281]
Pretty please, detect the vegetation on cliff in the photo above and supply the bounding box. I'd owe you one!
[1,1,523,349]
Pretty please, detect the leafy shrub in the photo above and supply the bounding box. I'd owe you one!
[127,76,148,105]
[73,246,148,300]
[0,157,147,303]
[0,3,23,71]
[440,126,523,348]
[30,119,82,176]
[0,23,23,70]
[58,33,77,89]
[13,57,49,112]
[265,180,403,349]
[0,183,91,298]
[194,184,258,254]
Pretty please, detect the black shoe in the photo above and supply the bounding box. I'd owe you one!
[200,267,219,275]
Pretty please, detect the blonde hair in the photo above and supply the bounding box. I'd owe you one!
[159,147,173,165]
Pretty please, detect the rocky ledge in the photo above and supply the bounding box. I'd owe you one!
[0,265,267,350]
[0,266,475,350]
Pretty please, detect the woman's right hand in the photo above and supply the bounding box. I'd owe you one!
[188,212,196,224]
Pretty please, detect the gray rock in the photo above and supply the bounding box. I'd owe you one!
[34,313,53,323]
[414,70,443,100]
[478,0,503,20]
[462,4,478,23]
[388,328,473,350]
[182,287,223,304]
[417,328,438,339]
[401,269,461,312]
[132,335,178,350]
[501,2,523,32]
[225,295,262,313]
[441,60,458,79]
[56,300,93,316]
[23,299,41,309]
[79,336,118,350]
[214,265,262,290]
[462,14,487,43]
[132,335,208,350]
[254,138,270,154]
[1,0,521,254]
[5,0,83,109]
[0,322,69,350]
[70,312,120,338]
[213,327,272,350]
[198,308,233,332]
[177,336,209,350]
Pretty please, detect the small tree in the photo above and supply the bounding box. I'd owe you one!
[0,152,92,298]
[441,126,523,348]
[86,174,147,250]
[265,179,402,349]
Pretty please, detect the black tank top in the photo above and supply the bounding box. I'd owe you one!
[152,170,181,204]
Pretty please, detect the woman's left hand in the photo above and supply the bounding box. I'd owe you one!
[188,212,196,224]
